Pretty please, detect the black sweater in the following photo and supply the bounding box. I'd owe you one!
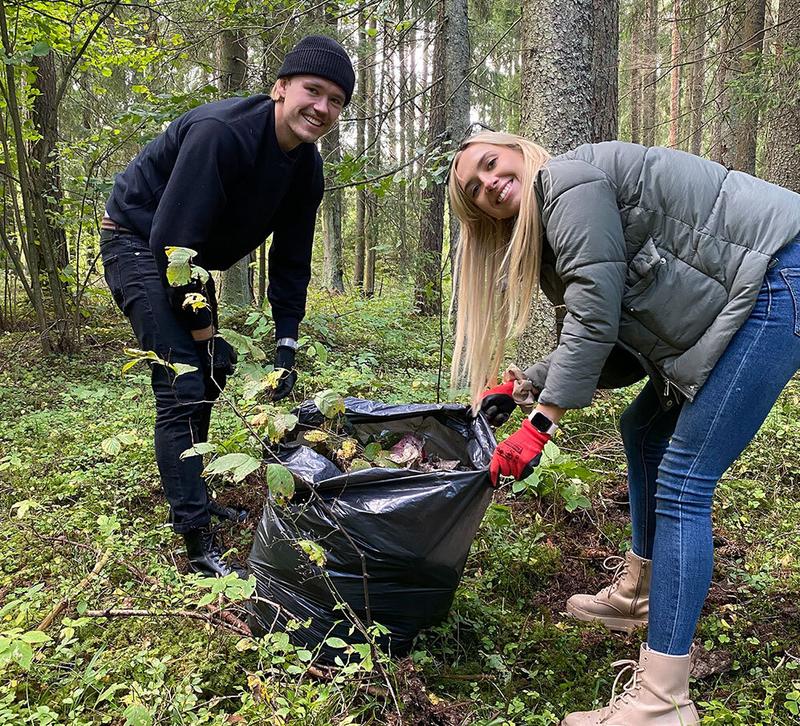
[106,96,323,338]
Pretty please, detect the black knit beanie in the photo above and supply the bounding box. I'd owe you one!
[277,35,355,106]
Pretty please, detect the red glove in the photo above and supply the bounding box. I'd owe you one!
[480,380,516,427]
[489,419,550,485]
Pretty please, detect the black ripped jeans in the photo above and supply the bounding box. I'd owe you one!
[100,230,221,532]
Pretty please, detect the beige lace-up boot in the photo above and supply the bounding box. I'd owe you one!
[561,644,700,725]
[566,551,651,633]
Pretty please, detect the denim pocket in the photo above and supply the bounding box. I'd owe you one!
[101,253,126,311]
[780,268,800,337]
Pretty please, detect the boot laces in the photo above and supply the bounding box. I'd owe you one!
[607,658,644,710]
[599,555,628,597]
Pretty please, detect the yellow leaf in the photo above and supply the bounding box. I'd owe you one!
[304,430,328,443]
[337,438,358,460]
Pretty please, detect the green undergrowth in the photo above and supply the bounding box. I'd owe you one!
[1,285,800,724]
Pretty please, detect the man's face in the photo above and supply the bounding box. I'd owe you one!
[273,75,345,150]
[454,142,525,220]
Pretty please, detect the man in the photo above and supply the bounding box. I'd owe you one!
[99,35,355,577]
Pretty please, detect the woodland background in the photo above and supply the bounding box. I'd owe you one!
[1,1,799,725]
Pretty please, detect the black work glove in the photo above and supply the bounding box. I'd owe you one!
[269,345,297,402]
[195,336,238,400]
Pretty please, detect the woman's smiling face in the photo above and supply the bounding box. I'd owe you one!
[454,142,525,220]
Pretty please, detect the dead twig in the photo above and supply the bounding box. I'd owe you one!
[36,550,111,631]
[84,607,251,637]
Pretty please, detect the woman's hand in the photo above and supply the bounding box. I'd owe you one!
[489,419,550,485]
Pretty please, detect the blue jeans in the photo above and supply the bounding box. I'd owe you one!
[619,237,800,655]
[100,231,221,533]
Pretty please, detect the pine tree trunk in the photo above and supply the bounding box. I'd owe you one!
[445,0,470,288]
[363,15,379,298]
[669,0,682,147]
[354,7,368,291]
[518,0,611,368]
[690,0,706,155]
[591,0,619,142]
[764,0,800,191]
[642,0,658,146]
[733,0,766,173]
[415,0,446,316]
[630,15,643,144]
[520,0,594,153]
[218,18,252,308]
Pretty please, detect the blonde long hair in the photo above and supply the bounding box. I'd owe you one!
[448,131,551,409]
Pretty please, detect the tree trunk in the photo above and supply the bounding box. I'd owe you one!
[733,0,766,173]
[218,16,253,308]
[415,0,446,315]
[520,0,594,153]
[642,0,658,146]
[518,0,608,367]
[764,0,800,190]
[363,14,379,298]
[31,50,68,271]
[591,0,619,141]
[445,0,470,253]
[321,11,345,293]
[629,13,642,144]
[689,0,706,155]
[354,6,368,291]
[669,0,682,147]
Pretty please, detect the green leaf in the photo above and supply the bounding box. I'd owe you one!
[266,463,295,504]
[180,442,216,459]
[11,499,39,519]
[363,443,382,462]
[169,362,198,377]
[96,683,128,704]
[271,413,298,442]
[350,458,371,472]
[101,436,122,456]
[204,453,260,482]
[197,592,216,607]
[20,630,50,644]
[324,637,349,649]
[218,328,266,361]
[313,389,345,419]
[30,41,50,57]
[296,539,326,567]
[123,703,153,726]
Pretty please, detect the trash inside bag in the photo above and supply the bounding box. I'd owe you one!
[247,397,495,664]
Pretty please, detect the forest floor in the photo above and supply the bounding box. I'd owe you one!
[2,285,800,725]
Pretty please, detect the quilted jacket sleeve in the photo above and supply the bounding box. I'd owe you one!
[534,162,627,409]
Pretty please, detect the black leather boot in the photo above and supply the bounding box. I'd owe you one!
[183,526,239,577]
[208,499,248,523]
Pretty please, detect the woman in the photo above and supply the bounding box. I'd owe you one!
[448,131,800,725]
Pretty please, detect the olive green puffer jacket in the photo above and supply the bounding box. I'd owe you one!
[523,141,800,410]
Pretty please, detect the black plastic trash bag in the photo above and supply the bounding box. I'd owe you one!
[247,397,495,663]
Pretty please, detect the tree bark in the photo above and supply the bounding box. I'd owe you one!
[218,15,253,308]
[689,0,707,155]
[520,0,594,153]
[642,0,658,146]
[415,0,446,315]
[445,0,470,248]
[518,0,614,367]
[669,0,682,147]
[31,50,68,270]
[354,6,368,291]
[363,14,379,298]
[764,0,800,190]
[629,13,642,144]
[591,0,619,141]
[733,0,766,173]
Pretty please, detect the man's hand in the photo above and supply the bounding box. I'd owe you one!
[269,345,298,401]
[489,419,550,486]
[195,335,238,399]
